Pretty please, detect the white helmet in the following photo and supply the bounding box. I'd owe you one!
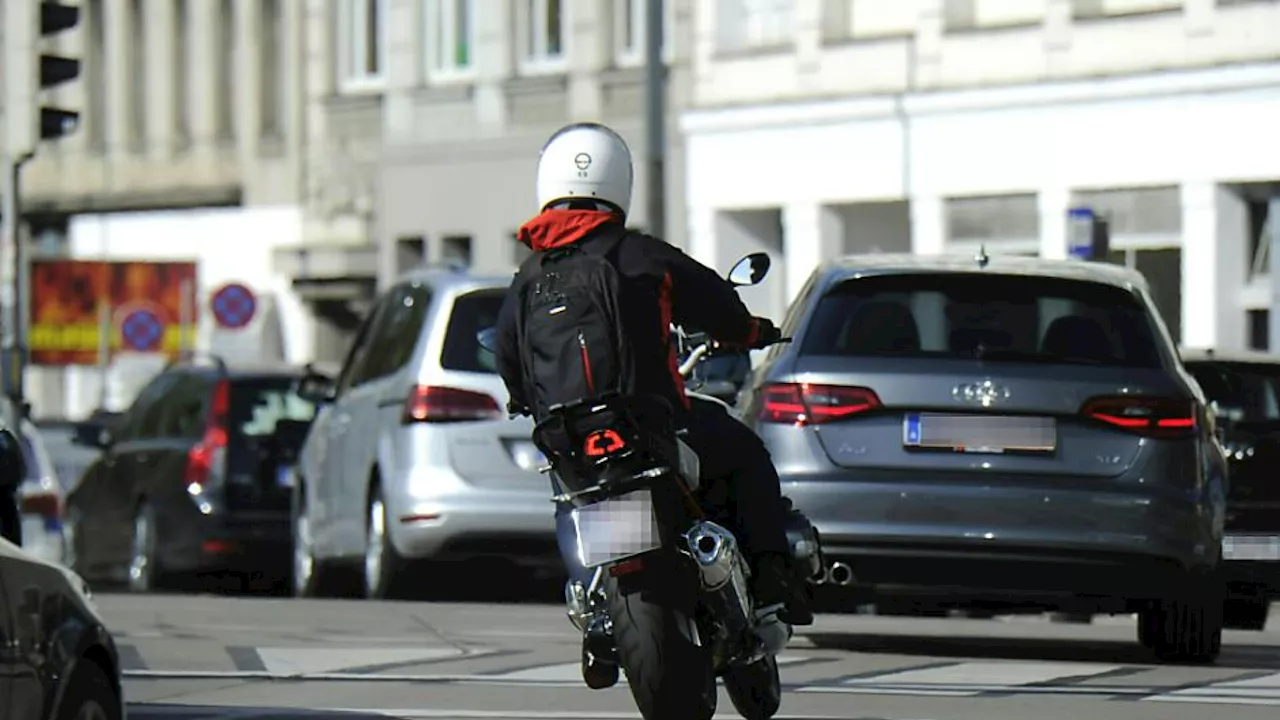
[536,123,634,216]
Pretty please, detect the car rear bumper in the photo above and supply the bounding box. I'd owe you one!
[785,472,1219,607]
[159,512,292,573]
[385,466,558,563]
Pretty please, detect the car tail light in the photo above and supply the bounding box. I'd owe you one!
[19,491,60,519]
[758,383,882,426]
[402,385,503,424]
[186,379,229,491]
[1080,395,1197,439]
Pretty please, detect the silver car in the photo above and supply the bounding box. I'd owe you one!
[740,253,1229,663]
[16,419,67,566]
[292,268,552,598]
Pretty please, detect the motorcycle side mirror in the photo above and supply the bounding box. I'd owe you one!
[477,327,498,354]
[727,252,771,286]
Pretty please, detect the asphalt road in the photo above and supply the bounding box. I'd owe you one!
[105,592,1280,720]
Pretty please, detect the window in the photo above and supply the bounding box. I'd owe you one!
[339,0,388,89]
[443,235,473,267]
[230,380,318,437]
[174,0,190,145]
[156,373,214,439]
[356,284,434,384]
[426,0,474,78]
[334,297,388,396]
[86,0,106,150]
[216,0,235,138]
[799,273,1165,369]
[128,0,147,150]
[715,0,796,53]
[259,0,285,138]
[616,0,673,66]
[440,290,506,373]
[524,0,565,69]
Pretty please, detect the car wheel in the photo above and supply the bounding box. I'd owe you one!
[56,658,121,720]
[364,487,406,600]
[1140,578,1223,663]
[1224,597,1270,631]
[127,504,159,593]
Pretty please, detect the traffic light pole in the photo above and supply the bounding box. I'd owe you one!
[643,0,666,240]
[0,152,34,420]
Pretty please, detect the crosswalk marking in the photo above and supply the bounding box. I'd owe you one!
[255,647,467,676]
[1149,672,1280,705]
[483,654,816,684]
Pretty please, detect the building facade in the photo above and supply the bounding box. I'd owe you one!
[681,0,1280,351]
[360,0,693,285]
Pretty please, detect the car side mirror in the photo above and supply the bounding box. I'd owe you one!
[727,252,771,286]
[72,420,112,449]
[0,428,27,490]
[297,372,337,404]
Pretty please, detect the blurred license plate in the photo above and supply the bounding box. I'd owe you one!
[1223,535,1280,561]
[903,413,1056,454]
[571,488,662,568]
[276,464,295,488]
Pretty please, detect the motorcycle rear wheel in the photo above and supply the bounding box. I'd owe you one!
[606,576,717,720]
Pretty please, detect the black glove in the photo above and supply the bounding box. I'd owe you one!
[752,317,782,349]
[507,399,531,417]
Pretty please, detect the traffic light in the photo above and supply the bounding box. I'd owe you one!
[3,1,80,156]
[39,2,81,142]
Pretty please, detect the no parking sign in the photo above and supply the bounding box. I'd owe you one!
[211,282,257,329]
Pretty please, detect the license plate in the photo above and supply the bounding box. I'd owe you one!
[903,413,1056,454]
[276,464,296,488]
[570,488,662,568]
[1223,535,1280,561]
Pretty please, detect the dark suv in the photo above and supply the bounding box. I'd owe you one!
[65,356,320,592]
[1182,348,1280,631]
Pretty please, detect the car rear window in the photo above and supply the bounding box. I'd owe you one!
[229,378,317,439]
[800,273,1165,369]
[440,289,506,373]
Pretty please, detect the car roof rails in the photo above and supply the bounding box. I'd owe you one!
[166,351,229,374]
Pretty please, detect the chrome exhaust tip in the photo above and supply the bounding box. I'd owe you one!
[827,562,854,587]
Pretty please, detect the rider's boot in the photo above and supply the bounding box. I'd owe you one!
[580,613,619,690]
[753,552,816,627]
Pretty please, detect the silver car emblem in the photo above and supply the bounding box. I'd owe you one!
[952,380,1010,408]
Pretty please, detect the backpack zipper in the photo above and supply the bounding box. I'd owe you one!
[578,330,596,394]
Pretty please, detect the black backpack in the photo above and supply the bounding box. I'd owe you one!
[515,226,634,421]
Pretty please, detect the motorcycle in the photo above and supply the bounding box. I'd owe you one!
[477,252,828,720]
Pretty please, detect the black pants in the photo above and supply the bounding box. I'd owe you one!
[554,397,789,585]
[679,398,790,560]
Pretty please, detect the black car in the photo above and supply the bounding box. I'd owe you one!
[65,355,321,592]
[0,425,126,720]
[1183,348,1280,631]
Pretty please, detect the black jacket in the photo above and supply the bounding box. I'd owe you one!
[494,209,763,418]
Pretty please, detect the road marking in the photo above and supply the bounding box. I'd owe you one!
[128,706,892,719]
[798,660,1126,697]
[482,654,817,683]
[1148,671,1280,705]
[254,646,467,675]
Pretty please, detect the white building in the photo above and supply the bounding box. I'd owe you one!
[681,0,1280,351]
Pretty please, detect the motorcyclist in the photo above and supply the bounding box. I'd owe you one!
[492,121,813,626]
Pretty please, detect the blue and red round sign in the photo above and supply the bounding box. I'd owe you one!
[211,282,257,329]
[120,309,164,352]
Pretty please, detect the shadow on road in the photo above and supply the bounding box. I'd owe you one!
[804,630,1280,669]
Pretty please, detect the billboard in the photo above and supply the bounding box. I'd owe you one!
[29,260,199,366]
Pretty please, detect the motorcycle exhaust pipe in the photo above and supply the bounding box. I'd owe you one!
[827,562,854,587]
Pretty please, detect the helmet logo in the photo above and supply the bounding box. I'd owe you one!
[574,152,592,177]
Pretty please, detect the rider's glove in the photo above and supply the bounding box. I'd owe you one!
[507,399,531,417]
[751,317,782,349]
